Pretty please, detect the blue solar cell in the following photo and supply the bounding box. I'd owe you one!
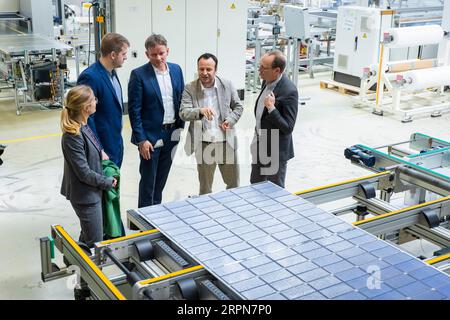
[412,290,445,300]
[335,267,366,282]
[313,254,343,268]
[298,292,327,300]
[408,266,441,280]
[288,261,318,274]
[298,268,330,282]
[196,249,226,261]
[327,241,354,252]
[222,270,255,284]
[348,234,377,246]
[359,283,393,299]
[247,236,277,248]
[371,245,399,258]
[321,283,354,299]
[309,276,341,291]
[397,282,431,297]
[316,235,343,246]
[214,263,245,277]
[243,285,275,300]
[373,291,406,300]
[421,273,450,289]
[305,229,333,240]
[323,260,354,274]
[395,260,425,273]
[232,277,266,293]
[270,276,304,291]
[336,246,365,259]
[260,293,286,300]
[230,248,261,260]
[292,241,321,254]
[252,262,282,276]
[384,253,414,266]
[282,284,316,299]
[257,241,287,253]
[347,253,378,266]
[359,240,388,252]
[272,229,299,241]
[379,266,403,281]
[347,275,371,290]
[436,283,450,296]
[267,248,297,261]
[241,255,272,269]
[280,234,309,246]
[277,255,308,268]
[260,268,292,284]
[303,247,332,260]
[359,260,389,272]
[335,291,366,300]
[387,274,416,289]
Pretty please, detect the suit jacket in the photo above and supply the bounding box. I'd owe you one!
[253,74,298,163]
[77,61,124,167]
[128,62,184,146]
[179,76,243,156]
[61,126,114,205]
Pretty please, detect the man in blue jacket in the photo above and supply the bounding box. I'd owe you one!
[77,32,130,168]
[128,34,184,208]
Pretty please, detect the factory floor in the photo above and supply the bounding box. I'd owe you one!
[1,68,449,299]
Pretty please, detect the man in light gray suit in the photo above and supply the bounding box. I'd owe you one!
[180,53,243,195]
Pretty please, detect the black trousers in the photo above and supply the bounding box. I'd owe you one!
[250,160,288,188]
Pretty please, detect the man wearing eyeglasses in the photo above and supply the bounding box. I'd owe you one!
[250,49,299,188]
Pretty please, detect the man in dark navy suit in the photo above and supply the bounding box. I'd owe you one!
[77,32,130,168]
[128,34,184,208]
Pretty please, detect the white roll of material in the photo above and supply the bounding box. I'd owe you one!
[402,66,450,91]
[386,25,444,48]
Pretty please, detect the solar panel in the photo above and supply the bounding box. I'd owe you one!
[137,182,450,300]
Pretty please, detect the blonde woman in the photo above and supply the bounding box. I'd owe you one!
[60,85,117,248]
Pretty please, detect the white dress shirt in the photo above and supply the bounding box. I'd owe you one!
[255,74,282,135]
[152,64,175,124]
[201,80,225,142]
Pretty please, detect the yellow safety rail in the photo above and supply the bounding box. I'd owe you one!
[353,195,450,226]
[100,229,159,245]
[294,171,390,196]
[139,265,204,286]
[54,225,126,300]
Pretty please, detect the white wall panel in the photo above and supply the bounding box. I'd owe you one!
[0,0,19,12]
[217,0,247,90]
[152,0,186,75]
[185,0,218,83]
[113,0,152,101]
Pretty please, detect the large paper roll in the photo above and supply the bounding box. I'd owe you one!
[385,25,444,48]
[402,66,450,90]
[387,59,437,73]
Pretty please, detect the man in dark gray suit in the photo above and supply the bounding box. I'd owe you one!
[250,50,298,188]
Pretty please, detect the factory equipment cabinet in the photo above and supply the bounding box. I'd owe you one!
[112,0,247,102]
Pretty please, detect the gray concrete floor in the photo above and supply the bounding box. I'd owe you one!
[1,69,450,299]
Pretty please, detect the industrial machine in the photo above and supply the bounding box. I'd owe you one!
[330,3,450,121]
[0,34,72,115]
[40,133,450,300]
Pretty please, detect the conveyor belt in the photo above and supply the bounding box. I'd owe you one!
[137,182,450,300]
[0,34,72,56]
